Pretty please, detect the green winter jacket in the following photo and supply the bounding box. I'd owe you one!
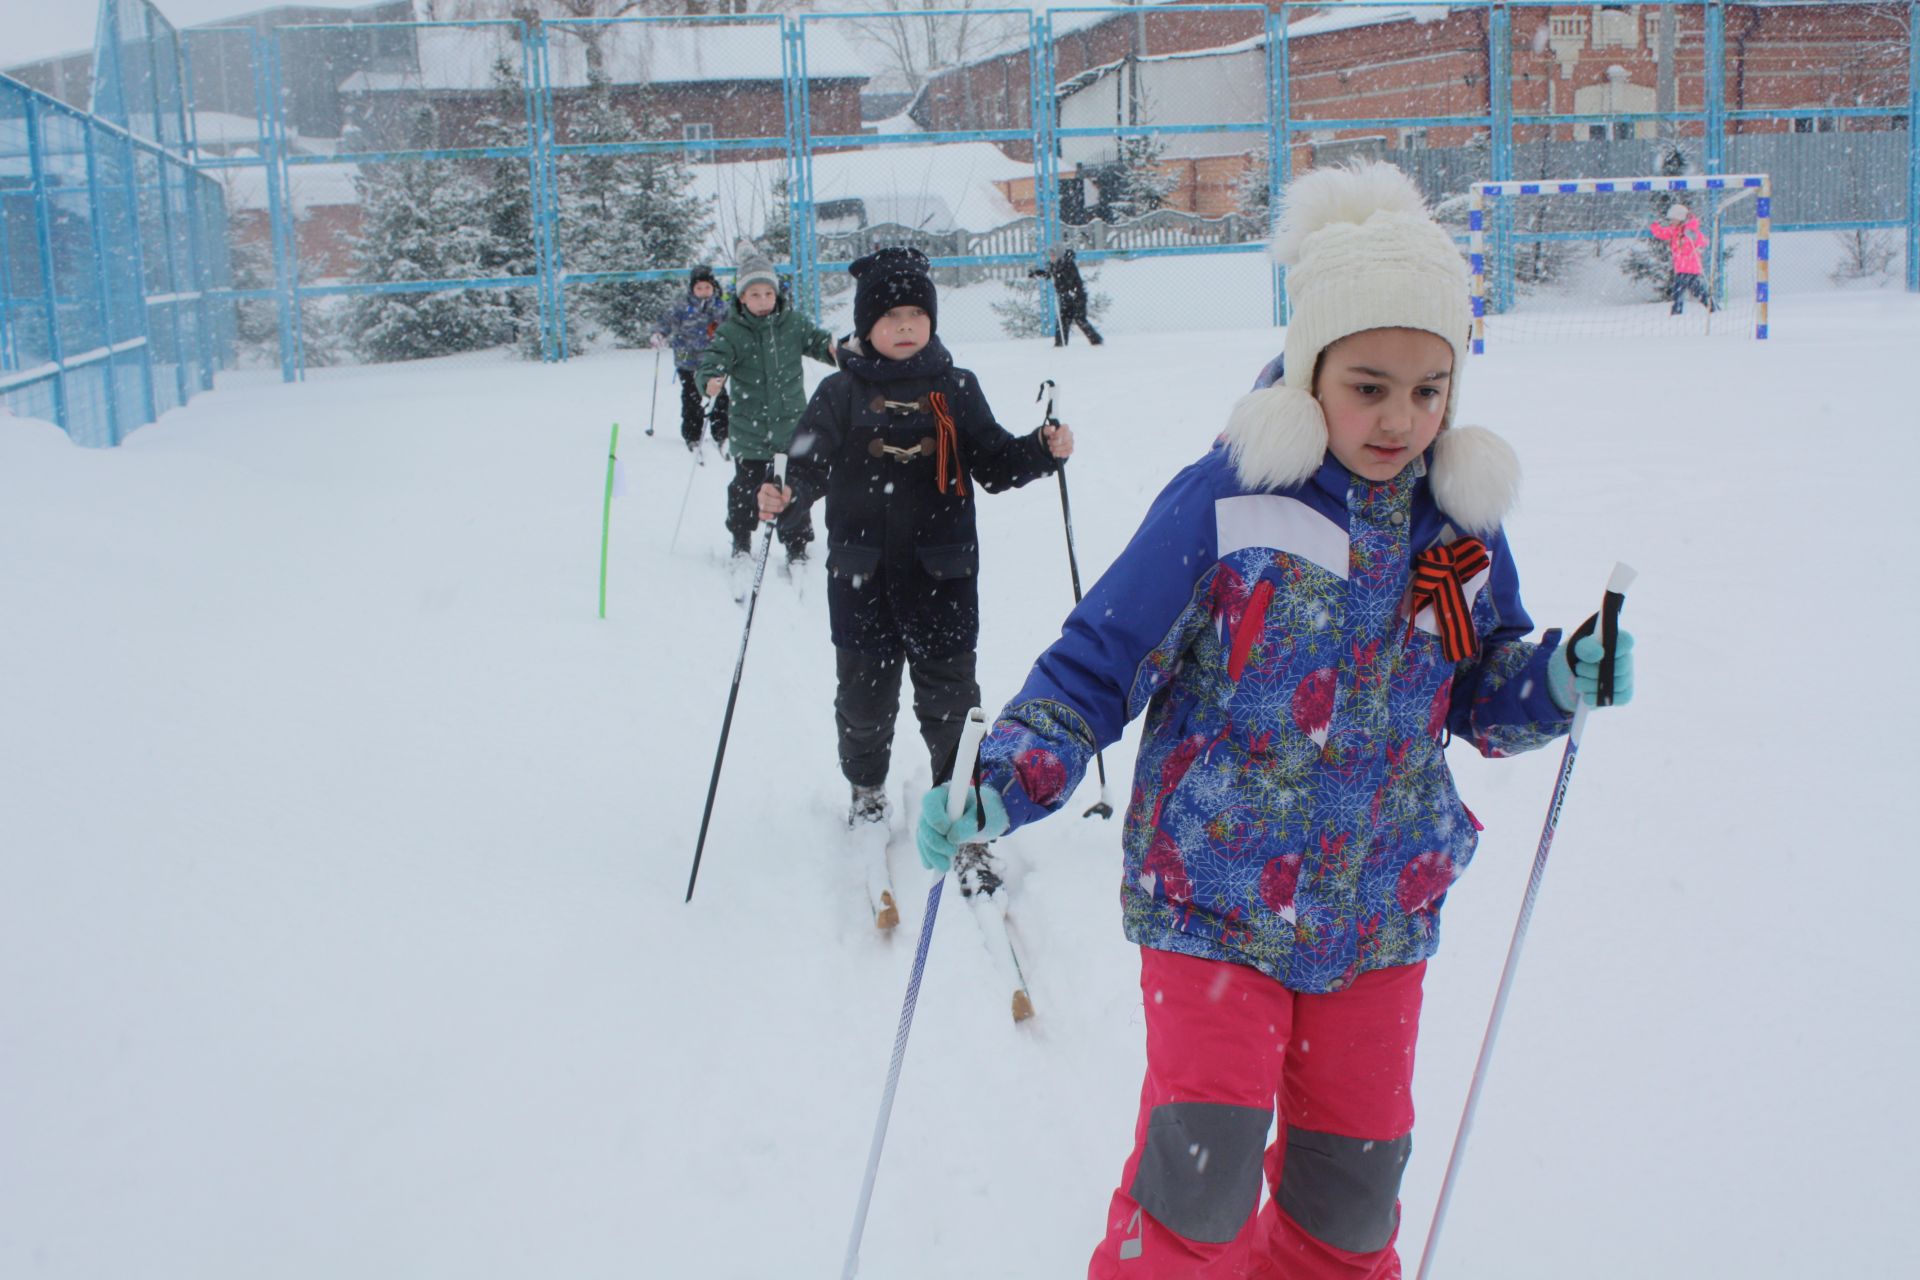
[693,299,837,461]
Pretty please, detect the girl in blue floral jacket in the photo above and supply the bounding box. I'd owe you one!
[918,164,1637,1280]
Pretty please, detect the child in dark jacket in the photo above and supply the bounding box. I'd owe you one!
[695,241,837,571]
[1028,244,1103,346]
[756,247,1073,885]
[649,264,730,450]
[918,164,1639,1279]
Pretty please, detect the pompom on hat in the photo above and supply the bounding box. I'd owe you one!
[1223,161,1518,534]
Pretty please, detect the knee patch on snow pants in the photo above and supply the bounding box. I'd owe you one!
[1275,1126,1411,1254]
[1128,1101,1269,1245]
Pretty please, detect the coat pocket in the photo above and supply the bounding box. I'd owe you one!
[827,541,882,581]
[915,542,978,582]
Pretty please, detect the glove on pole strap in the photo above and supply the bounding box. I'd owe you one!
[1563,578,1628,707]
[1407,537,1490,662]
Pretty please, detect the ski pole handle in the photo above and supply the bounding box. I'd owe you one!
[946,708,989,824]
[1036,379,1058,428]
[1594,562,1635,708]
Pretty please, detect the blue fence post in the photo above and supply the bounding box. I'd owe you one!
[1037,13,1065,339]
[791,17,821,322]
[23,94,69,434]
[1488,1,1515,315]
[81,124,126,442]
[522,20,555,362]
[543,24,573,360]
[154,149,188,410]
[178,31,217,392]
[0,100,13,374]
[1704,0,1726,176]
[119,129,160,426]
[782,18,811,321]
[258,32,298,383]
[1908,0,1918,292]
[1269,9,1289,326]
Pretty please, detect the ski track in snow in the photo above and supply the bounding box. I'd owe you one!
[3,293,1918,1278]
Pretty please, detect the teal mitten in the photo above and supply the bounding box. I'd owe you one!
[1548,630,1636,712]
[917,782,1010,873]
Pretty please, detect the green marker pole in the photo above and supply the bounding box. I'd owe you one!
[598,420,622,619]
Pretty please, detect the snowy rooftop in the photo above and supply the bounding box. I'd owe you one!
[338,22,870,94]
[217,137,1029,242]
[1054,4,1446,99]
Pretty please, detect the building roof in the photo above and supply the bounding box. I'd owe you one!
[338,22,869,94]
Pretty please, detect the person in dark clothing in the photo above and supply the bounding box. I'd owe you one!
[757,246,1074,834]
[649,264,730,450]
[1029,244,1104,346]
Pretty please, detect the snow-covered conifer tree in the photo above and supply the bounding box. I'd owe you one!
[347,103,509,362]
[559,69,711,347]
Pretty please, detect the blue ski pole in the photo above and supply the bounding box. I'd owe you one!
[1417,562,1636,1279]
[841,707,989,1279]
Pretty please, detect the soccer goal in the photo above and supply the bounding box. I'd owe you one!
[1468,174,1770,350]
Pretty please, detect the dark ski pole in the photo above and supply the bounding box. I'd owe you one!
[645,346,662,436]
[684,454,788,903]
[1037,380,1113,819]
[841,708,989,1280]
[1415,562,1636,1279]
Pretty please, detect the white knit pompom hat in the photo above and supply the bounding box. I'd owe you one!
[1223,162,1518,533]
[1274,162,1469,411]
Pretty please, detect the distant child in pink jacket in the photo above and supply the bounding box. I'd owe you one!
[1651,202,1714,315]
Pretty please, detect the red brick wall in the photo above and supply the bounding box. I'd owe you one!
[915,2,1905,148]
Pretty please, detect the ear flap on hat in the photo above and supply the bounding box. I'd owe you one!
[1429,424,1520,535]
[1223,386,1330,491]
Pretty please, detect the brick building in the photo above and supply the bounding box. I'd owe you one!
[912,2,1911,218]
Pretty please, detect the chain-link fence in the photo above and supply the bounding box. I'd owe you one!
[4,2,1917,445]
[2,0,232,447]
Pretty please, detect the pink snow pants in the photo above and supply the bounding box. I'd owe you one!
[1089,949,1426,1280]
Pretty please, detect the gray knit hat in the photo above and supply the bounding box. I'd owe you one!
[734,238,778,294]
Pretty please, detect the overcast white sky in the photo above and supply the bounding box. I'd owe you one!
[4,0,392,67]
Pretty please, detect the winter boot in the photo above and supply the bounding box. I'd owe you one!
[849,782,889,827]
[726,547,754,602]
[954,843,1032,1020]
[849,783,898,929]
[955,842,1003,900]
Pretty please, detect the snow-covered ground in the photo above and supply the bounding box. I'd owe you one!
[4,291,1918,1279]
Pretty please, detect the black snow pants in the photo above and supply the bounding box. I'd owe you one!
[679,369,729,446]
[725,458,813,556]
[834,646,980,789]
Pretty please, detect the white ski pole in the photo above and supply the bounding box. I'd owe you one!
[1417,562,1636,1280]
[841,707,989,1279]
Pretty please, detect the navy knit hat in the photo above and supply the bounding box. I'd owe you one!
[689,263,718,291]
[850,247,938,341]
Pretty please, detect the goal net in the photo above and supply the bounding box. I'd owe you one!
[1468,174,1770,350]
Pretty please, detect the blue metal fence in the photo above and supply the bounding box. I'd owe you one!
[1,0,231,447]
[3,1,1918,446]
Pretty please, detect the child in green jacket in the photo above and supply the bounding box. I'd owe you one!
[694,240,838,570]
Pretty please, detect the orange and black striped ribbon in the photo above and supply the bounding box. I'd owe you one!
[1408,536,1490,662]
[928,391,968,497]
